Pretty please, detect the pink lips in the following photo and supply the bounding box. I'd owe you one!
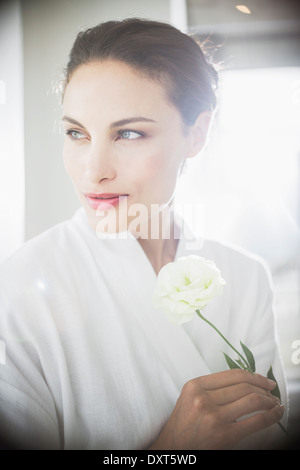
[84,193,128,211]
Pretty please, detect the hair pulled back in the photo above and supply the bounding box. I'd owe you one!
[63,18,218,126]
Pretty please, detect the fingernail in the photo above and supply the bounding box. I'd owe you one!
[267,379,277,389]
[276,404,285,413]
[272,396,281,404]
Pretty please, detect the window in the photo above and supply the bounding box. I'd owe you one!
[175,66,300,385]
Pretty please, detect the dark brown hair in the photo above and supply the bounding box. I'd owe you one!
[63,18,218,126]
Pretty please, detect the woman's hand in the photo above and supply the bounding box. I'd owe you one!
[149,369,285,450]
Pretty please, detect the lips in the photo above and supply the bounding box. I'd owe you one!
[84,193,128,210]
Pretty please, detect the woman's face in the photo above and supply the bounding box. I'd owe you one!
[62,60,199,235]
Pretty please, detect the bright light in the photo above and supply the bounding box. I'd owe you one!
[37,280,46,291]
[235,5,251,14]
[175,67,300,269]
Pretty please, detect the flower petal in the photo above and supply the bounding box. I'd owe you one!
[153,255,226,325]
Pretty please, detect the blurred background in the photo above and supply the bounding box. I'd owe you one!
[0,0,299,443]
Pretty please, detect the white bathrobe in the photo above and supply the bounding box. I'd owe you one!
[0,208,287,449]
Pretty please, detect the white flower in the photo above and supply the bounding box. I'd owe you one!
[153,255,226,325]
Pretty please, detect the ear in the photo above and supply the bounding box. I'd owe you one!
[186,111,212,158]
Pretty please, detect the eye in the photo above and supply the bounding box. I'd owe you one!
[116,129,145,141]
[65,129,86,140]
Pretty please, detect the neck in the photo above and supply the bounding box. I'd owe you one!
[137,207,179,275]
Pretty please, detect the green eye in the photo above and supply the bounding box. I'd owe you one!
[121,131,132,139]
[117,130,145,140]
[66,129,85,140]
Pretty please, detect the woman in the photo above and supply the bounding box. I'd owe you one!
[0,18,287,450]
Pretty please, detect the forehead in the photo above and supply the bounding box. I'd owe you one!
[62,60,179,124]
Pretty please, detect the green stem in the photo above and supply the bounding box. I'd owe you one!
[196,309,250,370]
[196,310,288,437]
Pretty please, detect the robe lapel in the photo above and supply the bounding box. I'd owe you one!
[99,231,212,387]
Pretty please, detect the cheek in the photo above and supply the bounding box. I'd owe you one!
[143,155,166,177]
[128,154,168,191]
[143,143,183,181]
[129,145,183,201]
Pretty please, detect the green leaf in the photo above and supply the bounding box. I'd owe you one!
[223,353,242,370]
[236,358,250,371]
[267,366,281,401]
[240,341,256,372]
[236,359,245,367]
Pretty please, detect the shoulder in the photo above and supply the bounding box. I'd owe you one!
[0,209,90,295]
[198,237,273,292]
[201,237,271,272]
[196,239,276,346]
[1,209,84,271]
[0,210,92,334]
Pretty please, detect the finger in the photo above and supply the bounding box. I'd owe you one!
[199,369,277,392]
[220,392,280,422]
[210,383,274,405]
[231,404,285,442]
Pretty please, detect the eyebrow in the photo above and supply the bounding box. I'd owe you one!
[110,117,157,128]
[61,116,87,129]
[61,115,157,129]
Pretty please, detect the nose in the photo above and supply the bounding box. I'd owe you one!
[85,140,117,184]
